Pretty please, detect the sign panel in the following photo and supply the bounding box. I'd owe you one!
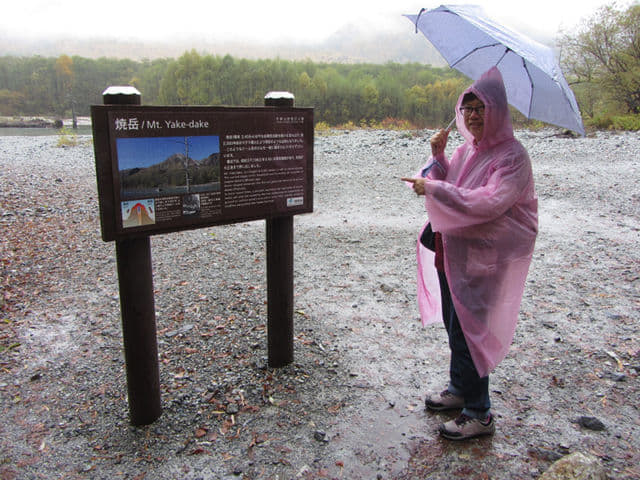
[91,105,313,241]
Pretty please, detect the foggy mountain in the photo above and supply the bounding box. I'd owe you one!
[0,24,449,65]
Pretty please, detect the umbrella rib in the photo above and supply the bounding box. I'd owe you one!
[496,47,510,66]
[450,42,502,68]
[522,58,534,117]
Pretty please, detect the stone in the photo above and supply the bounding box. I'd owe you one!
[539,452,607,480]
[313,430,328,442]
[576,416,606,431]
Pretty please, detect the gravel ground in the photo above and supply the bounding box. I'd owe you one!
[0,128,639,479]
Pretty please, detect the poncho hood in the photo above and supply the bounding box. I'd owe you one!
[456,66,514,149]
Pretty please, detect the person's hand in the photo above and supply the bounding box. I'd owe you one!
[430,128,450,157]
[400,177,426,196]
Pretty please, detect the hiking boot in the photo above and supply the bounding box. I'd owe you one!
[425,389,464,411]
[439,413,495,440]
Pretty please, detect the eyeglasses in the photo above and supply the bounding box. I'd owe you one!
[459,105,485,116]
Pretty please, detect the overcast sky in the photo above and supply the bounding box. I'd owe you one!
[117,136,220,170]
[1,0,630,45]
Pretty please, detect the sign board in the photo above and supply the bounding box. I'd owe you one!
[91,105,313,241]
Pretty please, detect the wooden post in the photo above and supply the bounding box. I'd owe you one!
[264,92,295,367]
[103,86,162,425]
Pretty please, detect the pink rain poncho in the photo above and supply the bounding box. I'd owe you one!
[416,67,538,377]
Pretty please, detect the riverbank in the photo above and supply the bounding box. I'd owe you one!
[0,116,60,128]
[0,116,92,129]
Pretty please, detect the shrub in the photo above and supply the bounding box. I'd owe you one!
[586,115,614,130]
[381,117,417,131]
[610,114,640,131]
[314,121,332,135]
[56,127,79,147]
[337,121,358,131]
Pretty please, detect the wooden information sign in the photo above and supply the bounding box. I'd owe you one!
[91,105,314,241]
[91,89,312,425]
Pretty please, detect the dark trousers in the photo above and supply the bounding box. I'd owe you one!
[438,271,491,418]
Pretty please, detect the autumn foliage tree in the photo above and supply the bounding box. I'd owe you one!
[54,55,76,124]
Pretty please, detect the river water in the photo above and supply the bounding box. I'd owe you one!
[0,125,93,136]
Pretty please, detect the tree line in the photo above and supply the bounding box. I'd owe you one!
[0,52,468,128]
[0,3,638,130]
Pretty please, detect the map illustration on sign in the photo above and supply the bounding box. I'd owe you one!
[121,199,156,228]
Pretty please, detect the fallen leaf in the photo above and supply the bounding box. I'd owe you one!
[606,350,624,371]
[188,448,208,455]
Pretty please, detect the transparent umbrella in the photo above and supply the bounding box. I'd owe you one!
[406,4,585,135]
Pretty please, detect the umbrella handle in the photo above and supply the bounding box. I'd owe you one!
[445,116,456,130]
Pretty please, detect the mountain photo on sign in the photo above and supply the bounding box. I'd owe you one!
[116,135,221,201]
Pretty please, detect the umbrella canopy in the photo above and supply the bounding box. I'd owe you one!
[406,4,585,135]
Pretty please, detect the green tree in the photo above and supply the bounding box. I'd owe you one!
[55,55,76,121]
[559,3,640,115]
[360,79,380,121]
[0,89,26,115]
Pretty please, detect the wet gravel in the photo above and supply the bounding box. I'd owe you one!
[0,128,639,479]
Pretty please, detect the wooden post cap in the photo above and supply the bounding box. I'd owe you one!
[103,86,141,105]
[264,91,295,107]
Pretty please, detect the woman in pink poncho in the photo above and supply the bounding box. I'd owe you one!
[402,67,538,440]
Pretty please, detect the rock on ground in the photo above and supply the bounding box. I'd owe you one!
[539,452,607,480]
